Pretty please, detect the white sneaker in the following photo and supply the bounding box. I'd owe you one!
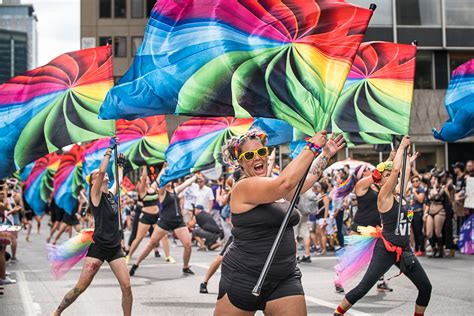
[0,277,17,285]
[5,271,11,276]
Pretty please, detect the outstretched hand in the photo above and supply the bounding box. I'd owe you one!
[410,151,420,164]
[323,133,345,158]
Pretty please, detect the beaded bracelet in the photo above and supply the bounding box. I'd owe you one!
[304,137,322,156]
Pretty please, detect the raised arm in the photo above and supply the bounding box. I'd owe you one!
[285,133,346,200]
[378,136,411,213]
[110,153,124,195]
[91,146,113,207]
[174,174,197,194]
[266,148,276,177]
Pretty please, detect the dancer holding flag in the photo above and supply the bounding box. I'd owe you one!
[215,129,345,315]
[334,137,431,316]
[52,138,132,316]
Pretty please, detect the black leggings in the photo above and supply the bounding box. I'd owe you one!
[335,210,344,247]
[412,211,425,252]
[346,239,432,307]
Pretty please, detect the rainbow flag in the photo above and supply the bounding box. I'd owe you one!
[331,41,416,146]
[161,117,253,185]
[0,46,115,179]
[54,145,84,215]
[24,152,61,215]
[100,0,373,135]
[433,59,474,142]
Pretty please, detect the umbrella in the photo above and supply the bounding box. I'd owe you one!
[324,158,374,175]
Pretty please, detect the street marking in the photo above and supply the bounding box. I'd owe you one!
[305,295,370,316]
[16,271,41,316]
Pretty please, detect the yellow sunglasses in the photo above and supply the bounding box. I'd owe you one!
[238,147,269,161]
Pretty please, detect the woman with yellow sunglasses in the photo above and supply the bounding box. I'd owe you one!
[214,129,345,316]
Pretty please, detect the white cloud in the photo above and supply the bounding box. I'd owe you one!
[22,0,80,65]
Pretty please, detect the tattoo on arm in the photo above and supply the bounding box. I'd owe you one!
[310,155,329,178]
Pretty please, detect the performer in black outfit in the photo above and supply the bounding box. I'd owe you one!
[129,173,197,276]
[215,129,345,315]
[334,136,431,316]
[53,141,132,316]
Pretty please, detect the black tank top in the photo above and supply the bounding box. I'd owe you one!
[223,201,300,281]
[160,191,183,222]
[381,198,411,248]
[354,188,381,227]
[90,192,121,250]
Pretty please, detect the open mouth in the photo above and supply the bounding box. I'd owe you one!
[254,162,264,174]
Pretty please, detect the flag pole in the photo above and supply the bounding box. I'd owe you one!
[252,164,311,296]
[113,143,123,232]
[395,146,408,235]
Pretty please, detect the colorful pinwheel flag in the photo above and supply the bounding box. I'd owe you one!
[54,145,84,214]
[82,116,169,188]
[0,46,116,179]
[251,118,293,147]
[433,59,474,142]
[24,153,61,215]
[331,41,416,146]
[160,117,253,185]
[100,0,373,135]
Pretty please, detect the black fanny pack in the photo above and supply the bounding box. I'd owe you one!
[400,250,416,274]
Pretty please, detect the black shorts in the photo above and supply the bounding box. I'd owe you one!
[219,236,234,256]
[25,210,34,221]
[157,218,186,231]
[139,212,159,225]
[62,212,80,226]
[86,243,124,263]
[218,265,304,311]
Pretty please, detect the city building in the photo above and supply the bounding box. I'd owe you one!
[0,28,27,83]
[0,0,38,80]
[80,0,474,171]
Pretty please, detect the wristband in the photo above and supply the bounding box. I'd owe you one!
[104,153,112,158]
[304,137,322,156]
[372,169,382,183]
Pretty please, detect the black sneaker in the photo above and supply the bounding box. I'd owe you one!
[183,267,195,275]
[199,282,208,294]
[129,264,138,277]
[376,282,393,292]
[154,250,161,258]
[299,255,312,263]
[335,284,345,293]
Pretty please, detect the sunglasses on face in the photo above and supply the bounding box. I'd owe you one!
[238,146,269,161]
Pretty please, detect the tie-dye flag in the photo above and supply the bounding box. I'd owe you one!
[54,145,84,214]
[100,0,373,135]
[24,152,61,215]
[160,117,253,185]
[0,46,115,179]
[331,41,416,146]
[433,59,474,142]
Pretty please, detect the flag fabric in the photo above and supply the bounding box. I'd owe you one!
[251,118,293,147]
[160,117,253,185]
[54,145,84,215]
[433,59,474,142]
[100,0,373,135]
[0,46,115,179]
[331,41,416,146]
[24,153,61,215]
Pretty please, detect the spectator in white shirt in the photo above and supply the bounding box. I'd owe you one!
[194,177,214,214]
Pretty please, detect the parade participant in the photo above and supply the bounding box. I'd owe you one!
[0,185,16,285]
[215,129,344,315]
[126,166,173,264]
[334,136,431,316]
[424,171,449,258]
[52,141,132,316]
[315,180,330,256]
[190,204,222,251]
[50,202,82,245]
[47,196,65,244]
[409,175,426,256]
[129,175,197,276]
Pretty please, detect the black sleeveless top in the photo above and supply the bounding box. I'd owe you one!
[141,191,159,208]
[159,191,183,222]
[354,188,381,227]
[91,192,121,250]
[381,198,411,248]
[223,201,300,281]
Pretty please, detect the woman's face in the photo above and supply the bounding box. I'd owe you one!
[336,175,344,185]
[92,172,109,189]
[238,139,268,178]
[430,176,438,186]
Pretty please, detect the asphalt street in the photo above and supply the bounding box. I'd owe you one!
[1,224,473,316]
